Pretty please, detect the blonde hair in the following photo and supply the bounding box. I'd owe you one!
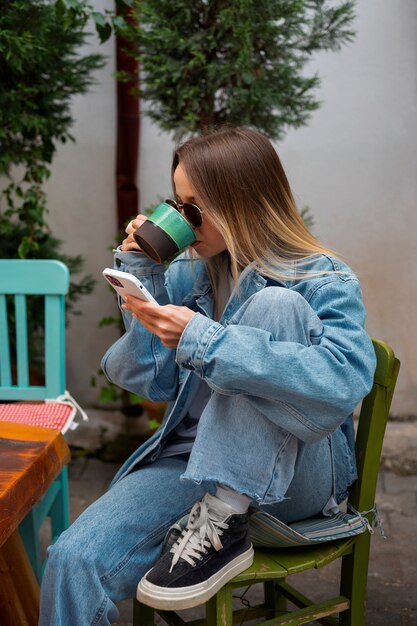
[172,126,336,295]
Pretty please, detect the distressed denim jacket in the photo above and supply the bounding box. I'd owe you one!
[102,250,376,502]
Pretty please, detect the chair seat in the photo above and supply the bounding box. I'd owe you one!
[234,537,356,584]
[0,402,76,434]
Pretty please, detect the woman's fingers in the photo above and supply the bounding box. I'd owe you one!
[125,215,147,234]
[122,298,196,347]
[125,220,135,235]
[121,215,148,251]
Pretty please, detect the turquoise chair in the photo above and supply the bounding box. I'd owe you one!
[0,259,71,581]
[133,339,400,626]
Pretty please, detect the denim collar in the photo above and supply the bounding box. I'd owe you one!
[181,260,293,320]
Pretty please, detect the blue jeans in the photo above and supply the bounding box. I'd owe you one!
[40,288,351,625]
[39,454,333,626]
[40,457,211,625]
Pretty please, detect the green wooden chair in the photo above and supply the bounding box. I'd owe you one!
[133,338,400,626]
[0,259,71,582]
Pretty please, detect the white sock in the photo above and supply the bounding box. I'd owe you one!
[215,485,252,514]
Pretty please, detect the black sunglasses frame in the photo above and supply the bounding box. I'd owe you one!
[165,199,204,229]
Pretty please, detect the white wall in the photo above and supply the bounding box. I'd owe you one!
[45,3,121,405]
[46,0,417,416]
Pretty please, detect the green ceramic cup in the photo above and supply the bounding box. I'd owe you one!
[133,202,196,263]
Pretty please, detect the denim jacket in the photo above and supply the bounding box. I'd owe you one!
[102,250,376,495]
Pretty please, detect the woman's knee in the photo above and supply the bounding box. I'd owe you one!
[231,287,323,343]
[263,437,333,523]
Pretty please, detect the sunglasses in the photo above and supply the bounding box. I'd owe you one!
[165,198,204,228]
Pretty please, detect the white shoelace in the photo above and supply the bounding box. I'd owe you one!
[169,497,230,573]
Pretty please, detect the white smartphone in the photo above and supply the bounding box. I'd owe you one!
[102,268,159,305]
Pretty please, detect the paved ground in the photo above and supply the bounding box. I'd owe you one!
[64,415,417,625]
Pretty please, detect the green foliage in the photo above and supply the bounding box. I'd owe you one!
[53,0,133,43]
[0,0,105,368]
[300,206,315,230]
[121,0,356,139]
[0,0,104,172]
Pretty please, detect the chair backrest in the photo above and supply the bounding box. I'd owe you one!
[349,338,400,514]
[0,259,69,400]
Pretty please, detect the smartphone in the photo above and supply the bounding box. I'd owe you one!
[102,268,159,305]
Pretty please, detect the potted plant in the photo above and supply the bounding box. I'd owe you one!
[121,0,355,140]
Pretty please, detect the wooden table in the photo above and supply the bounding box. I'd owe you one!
[0,421,70,625]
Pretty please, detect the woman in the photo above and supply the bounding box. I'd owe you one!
[40,126,376,625]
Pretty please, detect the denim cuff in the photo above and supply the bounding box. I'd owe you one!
[113,247,166,276]
[176,313,223,376]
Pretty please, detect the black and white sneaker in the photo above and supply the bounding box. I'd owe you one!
[137,493,254,610]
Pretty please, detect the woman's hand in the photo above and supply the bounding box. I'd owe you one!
[122,297,197,348]
[121,215,147,252]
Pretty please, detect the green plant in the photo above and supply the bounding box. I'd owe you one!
[0,0,105,368]
[60,0,356,140]
[53,0,133,44]
[121,0,355,140]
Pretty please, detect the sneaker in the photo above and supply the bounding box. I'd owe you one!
[137,493,254,610]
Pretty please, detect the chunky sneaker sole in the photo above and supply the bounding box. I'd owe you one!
[137,545,254,610]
